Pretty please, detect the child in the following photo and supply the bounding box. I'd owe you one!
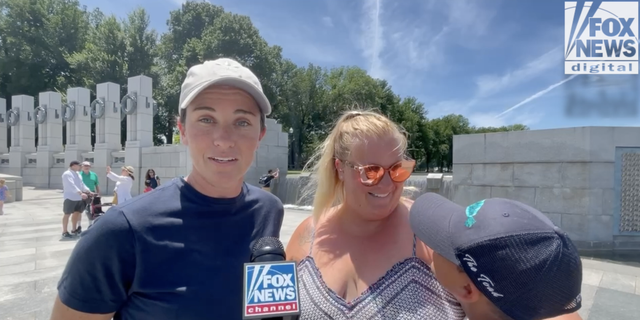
[409,193,582,320]
[0,179,10,215]
[143,181,153,193]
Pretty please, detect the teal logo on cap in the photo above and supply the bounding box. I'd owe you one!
[465,200,485,228]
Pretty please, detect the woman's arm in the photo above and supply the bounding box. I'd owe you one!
[107,172,130,183]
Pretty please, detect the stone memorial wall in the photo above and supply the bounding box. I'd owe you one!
[452,126,640,251]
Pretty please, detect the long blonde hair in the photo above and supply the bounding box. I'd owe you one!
[301,109,409,223]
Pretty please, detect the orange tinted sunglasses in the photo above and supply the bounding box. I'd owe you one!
[341,158,415,186]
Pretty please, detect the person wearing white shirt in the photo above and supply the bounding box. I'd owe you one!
[106,165,134,204]
[61,160,91,239]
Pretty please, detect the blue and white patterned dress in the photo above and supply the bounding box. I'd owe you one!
[297,234,467,320]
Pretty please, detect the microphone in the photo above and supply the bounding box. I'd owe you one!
[242,237,301,320]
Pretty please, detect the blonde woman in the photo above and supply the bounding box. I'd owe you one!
[286,110,583,320]
[106,165,134,204]
[285,110,463,319]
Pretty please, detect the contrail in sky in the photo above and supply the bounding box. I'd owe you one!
[495,74,580,118]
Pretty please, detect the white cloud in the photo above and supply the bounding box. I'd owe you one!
[444,0,498,39]
[468,110,545,128]
[495,74,579,118]
[356,0,501,81]
[429,46,567,127]
[322,16,334,27]
[475,46,563,98]
[360,0,386,79]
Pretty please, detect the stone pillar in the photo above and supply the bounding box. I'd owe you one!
[35,91,63,188]
[8,95,36,176]
[64,87,92,165]
[0,98,7,154]
[93,82,121,196]
[247,118,288,186]
[94,82,122,150]
[124,75,153,196]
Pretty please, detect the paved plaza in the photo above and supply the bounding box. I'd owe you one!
[0,188,639,319]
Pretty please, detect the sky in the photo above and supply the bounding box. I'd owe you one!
[79,0,640,130]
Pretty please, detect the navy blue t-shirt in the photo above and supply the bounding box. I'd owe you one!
[56,178,284,319]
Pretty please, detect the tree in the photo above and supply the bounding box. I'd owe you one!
[0,0,90,97]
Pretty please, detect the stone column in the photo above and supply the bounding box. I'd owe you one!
[35,92,63,188]
[124,75,153,196]
[0,98,8,154]
[64,88,92,165]
[8,95,36,177]
[247,119,288,185]
[94,82,122,150]
[93,82,121,196]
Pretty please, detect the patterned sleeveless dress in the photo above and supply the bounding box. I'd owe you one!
[297,233,467,320]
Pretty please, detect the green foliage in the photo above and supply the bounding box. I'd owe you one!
[0,0,528,171]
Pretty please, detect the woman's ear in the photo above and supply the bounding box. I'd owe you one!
[334,159,344,180]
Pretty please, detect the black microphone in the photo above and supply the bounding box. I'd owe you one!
[242,237,301,320]
[251,237,287,262]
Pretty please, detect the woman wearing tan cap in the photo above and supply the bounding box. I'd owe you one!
[106,165,134,204]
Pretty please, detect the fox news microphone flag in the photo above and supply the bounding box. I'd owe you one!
[242,237,301,320]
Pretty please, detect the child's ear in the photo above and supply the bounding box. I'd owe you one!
[450,269,482,303]
[455,283,482,303]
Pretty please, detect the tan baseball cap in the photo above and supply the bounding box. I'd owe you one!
[122,166,134,175]
[178,58,271,116]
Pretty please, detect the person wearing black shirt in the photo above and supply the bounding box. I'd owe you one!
[50,58,285,320]
[259,168,279,192]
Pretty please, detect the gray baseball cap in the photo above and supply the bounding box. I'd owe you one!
[409,193,582,320]
[178,58,271,116]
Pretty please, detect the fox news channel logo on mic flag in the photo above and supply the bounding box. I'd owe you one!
[564,1,639,74]
[243,261,300,319]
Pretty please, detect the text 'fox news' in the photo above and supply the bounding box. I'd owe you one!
[243,262,300,319]
[565,1,639,74]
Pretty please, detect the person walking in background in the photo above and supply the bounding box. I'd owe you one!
[258,168,279,192]
[79,161,100,229]
[80,161,100,195]
[106,165,134,204]
[51,57,284,320]
[145,169,161,189]
[0,179,11,215]
[61,161,91,239]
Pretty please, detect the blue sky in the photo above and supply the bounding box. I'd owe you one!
[80,0,640,129]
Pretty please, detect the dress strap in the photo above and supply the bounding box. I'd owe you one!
[412,234,418,257]
[307,228,317,256]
